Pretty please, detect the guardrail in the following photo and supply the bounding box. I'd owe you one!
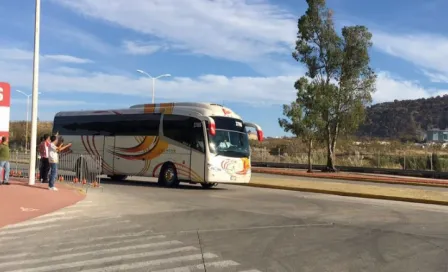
[251,162,448,180]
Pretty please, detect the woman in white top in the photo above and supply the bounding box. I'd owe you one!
[48,135,71,191]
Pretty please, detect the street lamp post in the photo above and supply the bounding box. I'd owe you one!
[136,70,171,104]
[16,90,41,154]
[28,0,41,186]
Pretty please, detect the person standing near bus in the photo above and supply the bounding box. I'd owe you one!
[39,134,50,183]
[0,136,10,185]
[48,135,71,191]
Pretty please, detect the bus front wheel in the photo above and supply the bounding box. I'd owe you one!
[159,163,179,188]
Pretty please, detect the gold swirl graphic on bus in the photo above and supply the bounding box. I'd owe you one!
[237,157,251,175]
[111,136,169,160]
[142,103,174,114]
[144,104,156,113]
[116,136,158,153]
[159,103,174,114]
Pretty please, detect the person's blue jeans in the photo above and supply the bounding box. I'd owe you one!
[49,163,58,188]
[0,161,10,183]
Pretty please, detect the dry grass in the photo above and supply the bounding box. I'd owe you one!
[250,137,448,171]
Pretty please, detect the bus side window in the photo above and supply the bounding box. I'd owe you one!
[163,115,205,153]
[163,115,193,147]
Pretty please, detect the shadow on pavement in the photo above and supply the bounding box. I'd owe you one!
[9,180,51,191]
[99,178,228,191]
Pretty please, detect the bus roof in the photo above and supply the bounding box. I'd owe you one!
[54,102,243,120]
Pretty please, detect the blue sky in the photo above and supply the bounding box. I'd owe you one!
[1,0,448,137]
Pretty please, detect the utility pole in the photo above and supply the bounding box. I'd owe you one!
[28,0,41,185]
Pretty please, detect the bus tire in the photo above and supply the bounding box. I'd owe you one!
[159,163,179,188]
[108,175,127,181]
[201,182,218,189]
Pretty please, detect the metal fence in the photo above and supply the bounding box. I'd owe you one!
[251,147,448,172]
[7,151,103,189]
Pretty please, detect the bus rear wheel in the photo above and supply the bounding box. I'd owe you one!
[201,182,218,189]
[159,163,179,188]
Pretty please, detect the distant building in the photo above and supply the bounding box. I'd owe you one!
[426,128,448,142]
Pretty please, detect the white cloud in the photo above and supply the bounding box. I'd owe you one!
[0,47,92,64]
[1,47,445,106]
[422,70,448,83]
[11,98,106,107]
[373,32,448,82]
[50,0,297,62]
[42,55,93,64]
[43,18,114,54]
[374,71,448,103]
[0,48,33,60]
[122,40,163,55]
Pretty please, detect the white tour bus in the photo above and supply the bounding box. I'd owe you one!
[52,102,263,188]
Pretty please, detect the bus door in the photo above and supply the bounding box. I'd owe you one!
[103,136,116,175]
[189,120,206,182]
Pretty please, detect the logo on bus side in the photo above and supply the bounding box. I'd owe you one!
[221,159,239,175]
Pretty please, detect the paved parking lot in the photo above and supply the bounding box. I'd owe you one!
[1,178,448,271]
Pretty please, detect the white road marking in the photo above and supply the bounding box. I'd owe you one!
[1,223,140,246]
[39,231,156,247]
[0,240,183,268]
[2,216,78,229]
[54,234,167,253]
[79,253,219,272]
[0,224,60,236]
[38,209,82,218]
[4,246,201,272]
[0,253,28,260]
[58,220,131,232]
[2,235,167,258]
[152,260,240,272]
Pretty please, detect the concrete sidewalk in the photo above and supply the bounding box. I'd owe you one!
[0,180,85,228]
[246,175,448,206]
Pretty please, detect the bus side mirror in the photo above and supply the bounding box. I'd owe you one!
[208,120,216,136]
[257,129,263,142]
[244,122,263,142]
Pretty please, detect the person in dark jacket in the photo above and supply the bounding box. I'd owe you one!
[0,136,10,185]
[39,134,50,183]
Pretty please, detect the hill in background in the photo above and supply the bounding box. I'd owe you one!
[358,95,448,141]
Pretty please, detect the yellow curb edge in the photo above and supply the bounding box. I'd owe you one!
[238,183,448,206]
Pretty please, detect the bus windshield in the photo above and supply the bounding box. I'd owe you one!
[207,117,250,158]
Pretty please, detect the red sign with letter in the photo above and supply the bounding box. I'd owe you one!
[0,82,10,107]
[0,82,11,140]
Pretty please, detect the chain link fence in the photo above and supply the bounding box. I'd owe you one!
[251,147,448,172]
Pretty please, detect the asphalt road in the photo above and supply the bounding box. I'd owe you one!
[1,177,448,271]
